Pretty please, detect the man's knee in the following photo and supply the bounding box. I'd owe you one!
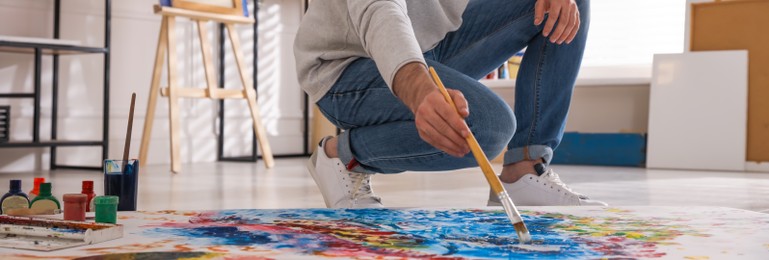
[468,97,516,159]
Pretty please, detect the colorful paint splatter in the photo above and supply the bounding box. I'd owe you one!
[3,207,769,259]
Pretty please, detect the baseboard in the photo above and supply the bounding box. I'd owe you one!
[745,161,769,172]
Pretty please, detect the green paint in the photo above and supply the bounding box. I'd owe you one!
[94,195,119,224]
[29,182,60,210]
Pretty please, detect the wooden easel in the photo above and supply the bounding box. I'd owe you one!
[139,5,274,173]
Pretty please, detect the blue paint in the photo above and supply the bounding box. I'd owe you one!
[51,227,85,234]
[145,209,603,259]
[552,132,646,167]
[159,226,273,246]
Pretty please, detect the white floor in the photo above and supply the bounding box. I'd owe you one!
[1,158,768,213]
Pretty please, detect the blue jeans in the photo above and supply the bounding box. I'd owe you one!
[316,0,590,174]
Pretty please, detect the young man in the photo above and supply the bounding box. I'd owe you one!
[294,0,606,208]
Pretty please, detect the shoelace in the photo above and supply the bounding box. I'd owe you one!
[541,169,589,199]
[349,172,382,204]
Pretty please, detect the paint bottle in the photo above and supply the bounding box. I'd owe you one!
[485,69,498,80]
[29,183,60,211]
[1,180,30,214]
[28,177,45,200]
[63,193,87,221]
[81,180,96,212]
[94,195,118,224]
[498,62,509,79]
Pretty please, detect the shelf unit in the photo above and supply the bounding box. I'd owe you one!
[480,65,652,88]
[0,0,111,171]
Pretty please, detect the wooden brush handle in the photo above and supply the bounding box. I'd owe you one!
[123,93,137,163]
[428,67,505,195]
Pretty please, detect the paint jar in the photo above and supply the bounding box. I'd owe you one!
[1,180,30,214]
[29,183,60,212]
[103,159,139,211]
[94,195,119,224]
[63,193,87,222]
[28,177,45,200]
[81,180,96,212]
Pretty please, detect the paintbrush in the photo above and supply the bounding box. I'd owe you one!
[123,93,136,173]
[428,67,532,243]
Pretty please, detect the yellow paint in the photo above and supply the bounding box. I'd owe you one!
[590,231,613,237]
[178,253,224,260]
[606,208,632,213]
[624,232,644,239]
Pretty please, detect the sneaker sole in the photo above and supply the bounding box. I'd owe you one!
[305,152,332,208]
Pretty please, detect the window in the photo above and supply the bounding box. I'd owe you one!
[581,0,686,67]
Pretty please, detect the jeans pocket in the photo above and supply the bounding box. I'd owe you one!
[316,99,359,130]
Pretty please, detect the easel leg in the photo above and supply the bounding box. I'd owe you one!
[139,17,168,168]
[167,17,183,173]
[225,23,274,168]
[196,20,218,95]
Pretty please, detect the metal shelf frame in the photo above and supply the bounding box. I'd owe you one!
[0,0,111,171]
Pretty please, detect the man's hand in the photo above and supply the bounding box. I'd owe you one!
[393,63,470,157]
[534,0,580,44]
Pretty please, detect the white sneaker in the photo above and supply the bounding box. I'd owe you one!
[306,137,383,208]
[487,168,607,206]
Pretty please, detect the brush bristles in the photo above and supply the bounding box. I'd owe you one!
[514,222,532,243]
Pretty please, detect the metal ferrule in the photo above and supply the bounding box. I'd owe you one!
[497,191,524,224]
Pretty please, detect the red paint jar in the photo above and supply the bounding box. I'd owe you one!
[81,180,96,212]
[63,193,87,222]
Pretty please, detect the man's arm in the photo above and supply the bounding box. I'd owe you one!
[347,0,470,157]
[394,63,471,157]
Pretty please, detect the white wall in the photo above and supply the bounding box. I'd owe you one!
[494,85,649,135]
[0,0,305,171]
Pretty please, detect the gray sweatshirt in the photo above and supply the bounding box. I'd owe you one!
[294,0,469,103]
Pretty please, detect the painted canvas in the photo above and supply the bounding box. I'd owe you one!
[2,206,768,259]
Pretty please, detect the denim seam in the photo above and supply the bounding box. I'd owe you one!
[362,150,447,165]
[525,36,548,152]
[440,11,535,65]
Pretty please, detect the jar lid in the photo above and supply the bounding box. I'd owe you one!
[82,180,94,190]
[63,193,88,202]
[94,195,119,205]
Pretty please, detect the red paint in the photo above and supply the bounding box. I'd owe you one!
[29,177,44,197]
[81,180,96,212]
[63,193,87,222]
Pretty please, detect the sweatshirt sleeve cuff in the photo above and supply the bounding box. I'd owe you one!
[382,56,427,94]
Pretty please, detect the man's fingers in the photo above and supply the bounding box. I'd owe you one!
[416,124,458,157]
[549,5,571,43]
[565,10,580,44]
[413,92,471,157]
[534,0,546,25]
[447,89,469,118]
[433,101,470,149]
[557,4,578,43]
[542,4,560,37]
[556,7,577,44]
[416,114,466,157]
